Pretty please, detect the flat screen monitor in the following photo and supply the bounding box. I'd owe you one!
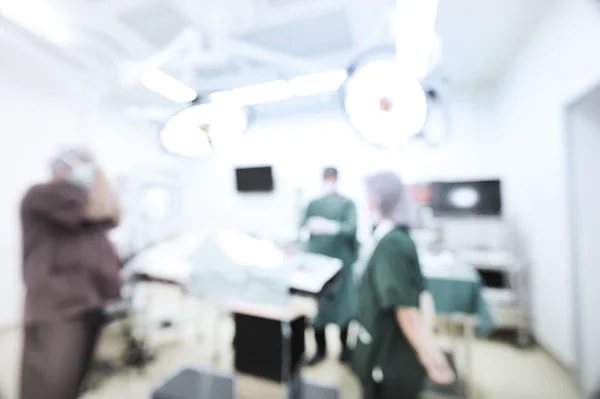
[430,179,502,216]
[235,166,274,193]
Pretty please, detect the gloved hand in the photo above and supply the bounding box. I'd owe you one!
[307,217,341,235]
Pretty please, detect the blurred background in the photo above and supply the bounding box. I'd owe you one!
[0,0,599,398]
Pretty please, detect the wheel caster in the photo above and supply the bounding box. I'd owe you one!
[513,332,534,349]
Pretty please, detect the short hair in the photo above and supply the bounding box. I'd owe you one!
[323,167,338,179]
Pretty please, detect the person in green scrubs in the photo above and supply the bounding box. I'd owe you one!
[301,167,358,366]
[351,171,454,399]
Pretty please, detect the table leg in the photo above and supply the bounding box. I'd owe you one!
[450,318,458,359]
[464,317,475,399]
[212,309,226,366]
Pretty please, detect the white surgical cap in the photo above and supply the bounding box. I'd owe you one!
[365,171,416,227]
[50,147,94,173]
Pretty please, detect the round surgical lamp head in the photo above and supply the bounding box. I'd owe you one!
[342,59,428,149]
[159,103,248,157]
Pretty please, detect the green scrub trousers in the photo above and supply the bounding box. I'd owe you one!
[351,227,426,399]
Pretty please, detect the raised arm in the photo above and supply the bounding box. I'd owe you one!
[85,170,120,227]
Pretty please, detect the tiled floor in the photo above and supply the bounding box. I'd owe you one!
[0,306,581,399]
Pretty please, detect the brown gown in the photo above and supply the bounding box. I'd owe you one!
[19,181,121,399]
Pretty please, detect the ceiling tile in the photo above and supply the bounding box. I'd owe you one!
[118,0,191,47]
[238,9,355,58]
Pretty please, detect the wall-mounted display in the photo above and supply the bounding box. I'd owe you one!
[410,179,502,216]
[430,180,502,216]
[235,166,275,193]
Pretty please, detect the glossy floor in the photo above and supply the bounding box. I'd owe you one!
[0,313,580,399]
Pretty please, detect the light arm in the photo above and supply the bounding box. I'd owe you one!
[396,307,428,357]
[396,300,455,386]
[394,292,437,357]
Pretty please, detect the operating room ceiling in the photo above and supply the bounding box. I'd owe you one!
[0,0,553,108]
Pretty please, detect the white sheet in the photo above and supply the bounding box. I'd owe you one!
[122,233,208,284]
[419,249,478,281]
[285,253,342,294]
[122,231,343,296]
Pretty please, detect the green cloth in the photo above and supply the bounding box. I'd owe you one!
[302,195,358,328]
[425,276,495,335]
[351,228,426,399]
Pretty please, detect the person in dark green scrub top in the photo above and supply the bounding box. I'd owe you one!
[351,171,454,399]
[300,167,358,366]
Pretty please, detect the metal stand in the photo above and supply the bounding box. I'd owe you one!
[281,320,295,399]
[200,305,228,399]
[463,316,476,399]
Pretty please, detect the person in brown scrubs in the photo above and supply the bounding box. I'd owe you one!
[19,148,122,399]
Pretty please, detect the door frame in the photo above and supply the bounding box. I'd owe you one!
[565,81,600,396]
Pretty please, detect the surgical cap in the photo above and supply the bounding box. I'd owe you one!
[365,171,416,227]
[50,147,95,173]
[323,167,338,179]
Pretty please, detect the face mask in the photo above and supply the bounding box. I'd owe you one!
[323,182,337,195]
[371,209,382,223]
[68,163,96,189]
[370,206,383,229]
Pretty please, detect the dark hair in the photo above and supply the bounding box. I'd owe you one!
[323,167,338,178]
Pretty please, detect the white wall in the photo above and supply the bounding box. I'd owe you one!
[496,0,600,370]
[569,96,600,395]
[181,87,504,244]
[0,51,173,329]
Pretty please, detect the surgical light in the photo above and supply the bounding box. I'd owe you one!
[396,0,439,79]
[210,80,292,107]
[159,103,248,157]
[0,0,74,44]
[209,69,348,107]
[140,68,198,103]
[343,59,427,149]
[421,95,450,147]
[289,69,348,97]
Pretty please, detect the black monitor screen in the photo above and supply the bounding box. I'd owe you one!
[235,166,274,192]
[430,179,502,216]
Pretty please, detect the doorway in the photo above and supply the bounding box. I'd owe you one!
[566,83,600,397]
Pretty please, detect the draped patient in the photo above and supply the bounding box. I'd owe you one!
[19,148,122,399]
